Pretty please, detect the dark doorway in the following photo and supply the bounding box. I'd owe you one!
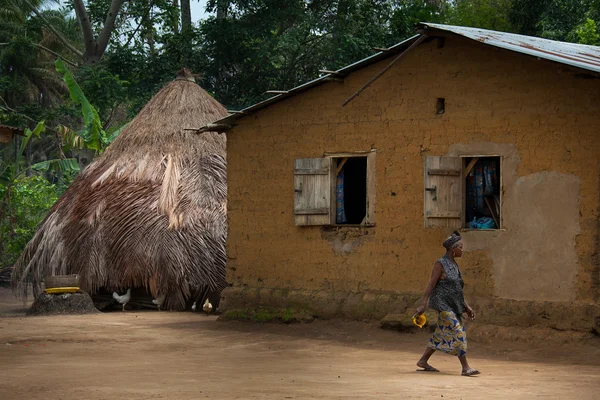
[336,157,367,224]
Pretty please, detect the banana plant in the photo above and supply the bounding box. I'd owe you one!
[0,121,80,185]
[55,58,114,153]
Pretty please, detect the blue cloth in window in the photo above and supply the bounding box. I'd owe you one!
[466,159,498,223]
[336,168,347,224]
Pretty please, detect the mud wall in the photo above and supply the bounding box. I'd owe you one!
[225,34,600,323]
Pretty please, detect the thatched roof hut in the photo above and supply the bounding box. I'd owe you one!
[12,69,229,310]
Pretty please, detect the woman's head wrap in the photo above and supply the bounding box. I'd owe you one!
[443,230,462,249]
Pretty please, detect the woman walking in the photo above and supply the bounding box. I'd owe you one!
[414,231,480,376]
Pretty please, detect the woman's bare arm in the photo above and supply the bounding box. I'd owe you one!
[415,262,443,314]
[464,300,475,319]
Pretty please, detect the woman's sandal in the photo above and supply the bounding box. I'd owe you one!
[461,368,481,376]
[416,365,440,372]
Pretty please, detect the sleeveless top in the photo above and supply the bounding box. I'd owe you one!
[428,254,466,319]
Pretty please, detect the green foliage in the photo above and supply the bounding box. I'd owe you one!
[448,0,514,32]
[390,0,448,39]
[575,18,600,44]
[30,158,80,174]
[0,175,62,266]
[0,121,45,182]
[534,0,595,41]
[0,120,77,265]
[508,0,550,36]
[75,64,129,122]
[199,0,403,110]
[56,58,110,152]
[20,121,45,160]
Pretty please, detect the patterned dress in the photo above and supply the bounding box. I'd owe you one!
[427,255,468,357]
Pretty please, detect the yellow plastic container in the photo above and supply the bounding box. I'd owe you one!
[412,313,427,328]
[44,287,80,294]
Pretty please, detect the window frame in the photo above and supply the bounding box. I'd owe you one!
[423,154,504,231]
[324,151,376,227]
[459,154,503,231]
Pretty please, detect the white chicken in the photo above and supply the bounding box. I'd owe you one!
[202,298,213,314]
[112,288,131,311]
[152,294,166,311]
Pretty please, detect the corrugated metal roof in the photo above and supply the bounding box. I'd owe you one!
[419,22,600,74]
[200,23,600,131]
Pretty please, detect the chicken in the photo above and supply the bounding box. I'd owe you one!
[191,301,198,312]
[202,298,213,314]
[112,288,131,311]
[152,294,166,311]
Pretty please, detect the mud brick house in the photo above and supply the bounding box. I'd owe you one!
[199,23,600,332]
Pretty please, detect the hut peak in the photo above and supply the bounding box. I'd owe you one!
[176,68,198,82]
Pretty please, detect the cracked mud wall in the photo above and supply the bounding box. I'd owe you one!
[225,33,600,318]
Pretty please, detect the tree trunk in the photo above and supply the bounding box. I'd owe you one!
[72,0,125,65]
[181,0,192,33]
[143,7,156,54]
[172,0,180,33]
[216,0,229,20]
[214,0,229,96]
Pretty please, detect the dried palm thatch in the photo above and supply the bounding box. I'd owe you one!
[12,69,229,310]
[0,265,13,287]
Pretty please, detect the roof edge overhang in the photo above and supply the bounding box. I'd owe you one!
[198,22,600,133]
[196,34,422,132]
[418,22,600,75]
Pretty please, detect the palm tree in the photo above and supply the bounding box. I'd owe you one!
[0,1,80,110]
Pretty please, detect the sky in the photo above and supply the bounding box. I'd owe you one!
[190,1,210,22]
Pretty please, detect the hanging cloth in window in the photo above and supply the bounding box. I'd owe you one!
[466,159,497,222]
[336,168,347,224]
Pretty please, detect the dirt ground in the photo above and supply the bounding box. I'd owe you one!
[0,288,599,400]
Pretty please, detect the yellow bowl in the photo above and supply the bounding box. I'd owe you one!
[412,313,427,328]
[44,287,80,294]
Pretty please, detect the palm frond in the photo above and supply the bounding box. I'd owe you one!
[30,158,80,173]
[0,4,25,24]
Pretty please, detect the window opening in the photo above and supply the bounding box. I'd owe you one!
[335,157,367,224]
[464,156,501,229]
[436,98,445,115]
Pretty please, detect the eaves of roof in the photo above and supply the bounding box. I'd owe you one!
[199,23,600,132]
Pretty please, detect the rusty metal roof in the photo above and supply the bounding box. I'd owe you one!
[419,22,600,74]
[0,124,25,134]
[199,23,600,132]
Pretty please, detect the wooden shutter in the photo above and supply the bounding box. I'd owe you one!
[424,156,463,228]
[294,158,331,226]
